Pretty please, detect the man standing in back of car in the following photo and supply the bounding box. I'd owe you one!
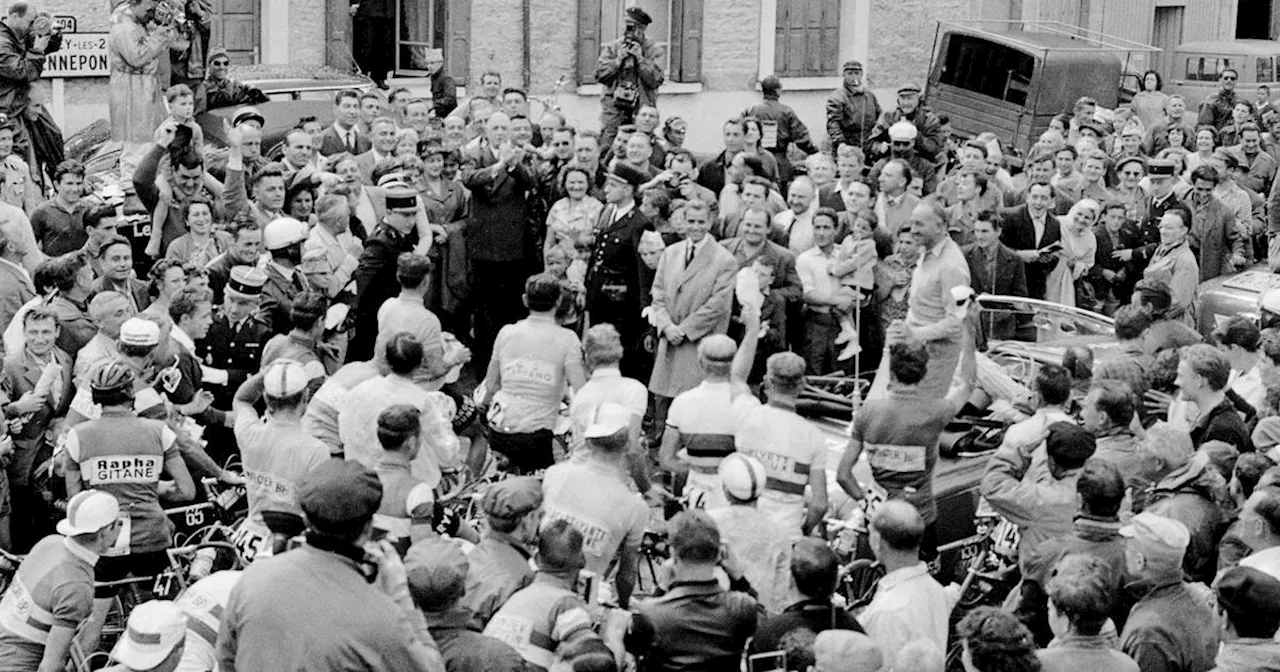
[743,75,820,187]
[826,60,882,154]
[352,0,393,89]
[595,7,664,153]
[1199,68,1239,131]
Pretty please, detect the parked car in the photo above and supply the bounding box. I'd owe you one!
[803,294,1116,583]
[65,76,371,178]
[1197,263,1280,333]
[1163,39,1280,112]
[925,20,1157,164]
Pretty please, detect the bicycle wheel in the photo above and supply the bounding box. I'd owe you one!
[841,559,885,611]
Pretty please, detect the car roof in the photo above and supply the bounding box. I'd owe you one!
[1175,40,1280,56]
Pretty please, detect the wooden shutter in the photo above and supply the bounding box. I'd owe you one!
[446,0,471,83]
[776,0,839,77]
[577,0,602,84]
[670,0,703,83]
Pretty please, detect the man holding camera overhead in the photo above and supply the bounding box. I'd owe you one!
[0,3,61,164]
[595,7,665,154]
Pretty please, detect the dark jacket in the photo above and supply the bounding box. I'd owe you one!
[1146,456,1230,585]
[696,151,732,197]
[1198,89,1237,130]
[748,598,864,655]
[1191,397,1253,454]
[998,204,1061,300]
[197,311,271,409]
[1014,515,1130,647]
[963,242,1027,342]
[426,608,527,672]
[869,105,946,159]
[1186,193,1242,281]
[626,579,758,672]
[260,263,311,336]
[1091,221,1143,303]
[584,205,653,357]
[462,144,535,263]
[350,224,418,361]
[1120,579,1219,672]
[825,86,882,150]
[430,70,458,118]
[0,21,48,119]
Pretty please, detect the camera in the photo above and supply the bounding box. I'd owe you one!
[154,0,190,29]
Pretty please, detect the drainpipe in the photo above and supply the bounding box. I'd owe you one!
[522,0,532,90]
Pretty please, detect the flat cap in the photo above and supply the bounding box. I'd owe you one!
[406,537,470,612]
[888,120,918,142]
[1045,421,1095,470]
[298,460,383,533]
[897,82,922,95]
[607,162,647,188]
[1120,511,1190,561]
[841,60,863,72]
[481,476,542,519]
[625,6,653,26]
[1114,155,1146,173]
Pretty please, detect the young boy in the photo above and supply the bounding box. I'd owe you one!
[832,213,878,360]
[145,84,206,258]
[544,246,585,331]
[373,404,437,556]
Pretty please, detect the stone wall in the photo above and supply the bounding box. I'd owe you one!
[701,0,763,92]
[868,0,976,90]
[288,0,327,67]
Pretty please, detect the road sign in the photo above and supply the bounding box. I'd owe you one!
[43,33,109,78]
[51,15,76,33]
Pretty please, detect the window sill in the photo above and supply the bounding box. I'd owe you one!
[774,76,841,91]
[576,82,704,96]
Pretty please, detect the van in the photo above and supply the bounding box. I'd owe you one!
[1164,39,1280,111]
[925,21,1156,162]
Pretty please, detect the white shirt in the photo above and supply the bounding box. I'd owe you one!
[796,245,840,312]
[610,200,635,224]
[332,122,358,149]
[337,374,461,489]
[775,200,817,255]
[541,458,648,577]
[567,367,647,454]
[1030,210,1047,247]
[857,562,951,669]
[1230,365,1266,416]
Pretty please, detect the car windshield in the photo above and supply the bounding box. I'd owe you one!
[974,294,1114,343]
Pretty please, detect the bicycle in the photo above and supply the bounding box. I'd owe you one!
[0,547,21,595]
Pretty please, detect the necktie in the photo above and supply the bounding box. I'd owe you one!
[685,241,695,268]
[346,130,355,153]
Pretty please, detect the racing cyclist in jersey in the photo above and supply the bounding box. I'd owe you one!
[231,360,331,559]
[63,358,196,655]
[0,490,122,672]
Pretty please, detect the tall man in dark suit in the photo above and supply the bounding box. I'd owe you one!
[999,182,1060,300]
[317,90,371,158]
[963,212,1027,344]
[462,112,537,366]
[350,182,420,362]
[585,163,653,379]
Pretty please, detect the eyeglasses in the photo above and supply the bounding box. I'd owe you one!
[1120,170,1143,178]
[211,59,230,66]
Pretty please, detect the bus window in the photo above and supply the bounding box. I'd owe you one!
[1187,56,1232,81]
[938,34,1035,105]
[1259,56,1275,83]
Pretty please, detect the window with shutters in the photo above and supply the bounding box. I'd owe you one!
[394,0,471,82]
[774,0,840,77]
[577,0,703,85]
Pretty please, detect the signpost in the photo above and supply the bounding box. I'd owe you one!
[42,31,109,131]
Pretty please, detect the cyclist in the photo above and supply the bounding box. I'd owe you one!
[231,359,331,559]
[64,358,196,652]
[372,404,437,556]
[175,570,243,672]
[0,490,122,672]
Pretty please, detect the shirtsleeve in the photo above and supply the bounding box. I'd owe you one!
[47,578,94,628]
[160,425,179,457]
[807,424,827,470]
[64,427,83,462]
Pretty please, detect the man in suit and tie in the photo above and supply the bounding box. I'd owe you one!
[259,216,313,336]
[0,225,34,360]
[999,182,1061,300]
[463,112,538,366]
[963,212,1027,344]
[356,117,399,185]
[318,90,372,158]
[647,199,738,425]
[584,162,653,379]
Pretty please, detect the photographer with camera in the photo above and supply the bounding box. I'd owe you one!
[594,7,664,156]
[0,3,61,172]
[108,0,177,170]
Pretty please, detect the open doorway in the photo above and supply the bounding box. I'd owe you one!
[1237,0,1271,39]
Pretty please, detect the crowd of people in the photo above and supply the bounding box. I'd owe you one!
[1,1,1280,671]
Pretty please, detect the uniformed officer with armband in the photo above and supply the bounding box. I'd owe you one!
[584,162,653,378]
[198,266,271,410]
[260,217,314,336]
[461,476,543,624]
